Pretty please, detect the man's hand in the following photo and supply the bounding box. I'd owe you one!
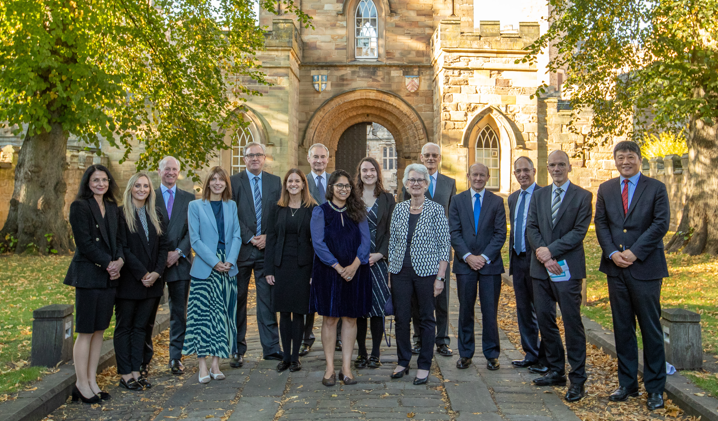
[544,259,563,275]
[433,279,445,297]
[251,235,266,250]
[369,253,383,266]
[611,252,632,268]
[266,275,275,285]
[166,250,181,267]
[536,247,552,264]
[465,255,485,271]
[622,249,637,263]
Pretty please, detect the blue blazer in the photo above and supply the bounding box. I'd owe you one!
[188,199,242,279]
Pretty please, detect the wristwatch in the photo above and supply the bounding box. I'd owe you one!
[436,276,446,283]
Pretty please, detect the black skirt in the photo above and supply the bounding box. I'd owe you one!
[75,287,116,333]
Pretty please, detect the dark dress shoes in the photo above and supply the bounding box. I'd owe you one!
[98,391,111,401]
[390,365,410,379]
[608,386,639,402]
[338,371,357,385]
[511,358,537,368]
[413,375,429,385]
[411,343,421,355]
[646,392,665,410]
[276,361,291,372]
[230,353,244,368]
[71,386,101,404]
[456,357,472,369]
[436,344,453,357]
[532,371,567,386]
[170,359,184,375]
[139,364,149,378]
[264,351,284,361]
[289,361,302,372]
[528,364,549,374]
[137,376,152,389]
[119,378,143,391]
[565,382,585,402]
[367,355,382,368]
[322,373,336,387]
[486,358,500,371]
[354,355,368,369]
[335,340,343,351]
[298,344,310,356]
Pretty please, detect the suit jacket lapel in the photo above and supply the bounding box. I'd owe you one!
[376,193,385,224]
[106,203,117,256]
[625,175,647,220]
[138,211,153,256]
[463,191,476,237]
[156,188,170,222]
[202,201,218,233]
[552,183,577,229]
[89,199,111,249]
[222,201,233,241]
[261,171,272,219]
[240,172,255,218]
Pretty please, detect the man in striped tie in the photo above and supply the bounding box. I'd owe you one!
[526,150,592,403]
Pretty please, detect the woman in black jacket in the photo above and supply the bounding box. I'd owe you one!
[115,172,169,390]
[64,164,125,404]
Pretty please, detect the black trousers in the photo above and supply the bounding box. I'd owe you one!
[166,280,191,361]
[279,312,305,363]
[456,272,502,360]
[608,270,665,393]
[412,260,450,347]
[142,296,162,366]
[116,298,157,375]
[357,316,384,358]
[512,251,545,364]
[534,277,586,384]
[393,267,436,370]
[237,247,280,356]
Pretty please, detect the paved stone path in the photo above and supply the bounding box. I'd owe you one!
[48,281,581,421]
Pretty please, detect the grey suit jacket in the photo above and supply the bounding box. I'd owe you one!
[402,172,456,216]
[307,171,331,204]
[155,187,194,282]
[507,184,542,275]
[230,170,282,262]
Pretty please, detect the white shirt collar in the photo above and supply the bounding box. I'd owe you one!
[470,187,485,197]
[311,170,326,182]
[522,182,537,194]
[552,179,570,193]
[161,184,176,194]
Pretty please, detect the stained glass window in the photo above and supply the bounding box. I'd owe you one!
[231,127,256,175]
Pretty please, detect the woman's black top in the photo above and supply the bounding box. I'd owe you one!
[402,213,421,268]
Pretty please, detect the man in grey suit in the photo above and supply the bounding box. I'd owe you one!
[402,142,456,357]
[142,156,194,375]
[230,142,283,367]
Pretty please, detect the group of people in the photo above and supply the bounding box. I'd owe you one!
[64,139,670,411]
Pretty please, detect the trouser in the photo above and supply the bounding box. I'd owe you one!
[412,260,450,347]
[608,270,665,393]
[456,272,502,360]
[166,280,191,361]
[237,247,280,356]
[511,251,545,364]
[116,298,157,375]
[393,267,436,370]
[357,316,384,358]
[279,312,305,363]
[142,296,162,366]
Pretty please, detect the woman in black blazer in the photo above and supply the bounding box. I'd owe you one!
[265,169,317,372]
[115,172,169,391]
[354,157,395,369]
[64,164,124,404]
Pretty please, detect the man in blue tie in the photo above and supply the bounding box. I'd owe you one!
[449,163,506,370]
[507,157,548,374]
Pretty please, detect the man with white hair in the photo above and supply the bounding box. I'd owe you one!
[402,142,456,357]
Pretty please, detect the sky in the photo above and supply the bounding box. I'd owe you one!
[474,0,547,28]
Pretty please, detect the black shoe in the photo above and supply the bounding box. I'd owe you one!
[456,357,472,369]
[230,353,244,368]
[170,359,184,375]
[97,391,111,401]
[119,378,143,391]
[354,355,368,369]
[390,365,410,379]
[532,371,567,386]
[338,371,357,385]
[367,355,382,368]
[511,358,538,368]
[528,364,549,374]
[276,361,291,372]
[335,341,343,351]
[436,344,453,357]
[646,392,665,410]
[322,373,336,387]
[565,382,586,402]
[264,351,284,361]
[139,364,149,378]
[137,376,152,389]
[289,361,302,372]
[486,358,500,370]
[71,386,101,404]
[411,343,421,355]
[608,386,639,402]
[299,344,310,357]
[413,375,429,385]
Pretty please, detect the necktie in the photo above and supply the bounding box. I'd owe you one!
[622,179,629,216]
[429,175,434,199]
[166,189,174,220]
[316,175,326,204]
[253,176,262,236]
[473,193,482,234]
[514,190,528,254]
[551,188,563,227]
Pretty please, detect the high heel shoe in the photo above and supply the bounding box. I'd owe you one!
[71,385,101,404]
[390,365,410,379]
[209,369,226,380]
[413,374,429,385]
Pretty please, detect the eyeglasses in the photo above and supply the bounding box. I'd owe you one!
[333,184,352,190]
[245,153,265,159]
[407,178,426,185]
[423,153,439,159]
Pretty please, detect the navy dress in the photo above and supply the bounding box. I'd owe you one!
[310,202,372,318]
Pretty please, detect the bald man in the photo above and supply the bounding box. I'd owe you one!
[449,163,506,371]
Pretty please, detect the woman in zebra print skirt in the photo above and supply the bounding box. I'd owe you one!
[183,167,242,384]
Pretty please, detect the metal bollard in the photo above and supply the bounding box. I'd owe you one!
[661,308,702,370]
[31,304,74,367]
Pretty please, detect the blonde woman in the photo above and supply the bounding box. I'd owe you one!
[115,172,168,390]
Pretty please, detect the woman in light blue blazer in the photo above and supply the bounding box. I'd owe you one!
[183,167,242,384]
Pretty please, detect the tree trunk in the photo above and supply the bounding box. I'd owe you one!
[666,116,718,255]
[0,122,73,254]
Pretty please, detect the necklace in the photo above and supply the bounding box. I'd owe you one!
[290,207,300,217]
[410,201,425,211]
[328,201,347,212]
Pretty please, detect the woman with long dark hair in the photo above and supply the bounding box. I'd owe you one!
[310,169,371,386]
[265,169,317,372]
[354,157,395,369]
[64,164,124,403]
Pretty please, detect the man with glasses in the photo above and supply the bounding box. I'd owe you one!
[230,142,283,367]
[402,142,456,357]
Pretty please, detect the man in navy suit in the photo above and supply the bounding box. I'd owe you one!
[594,141,669,411]
[449,163,506,370]
[507,156,548,374]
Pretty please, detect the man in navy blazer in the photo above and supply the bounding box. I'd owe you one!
[526,150,592,403]
[449,163,506,370]
[594,141,669,411]
[507,156,548,375]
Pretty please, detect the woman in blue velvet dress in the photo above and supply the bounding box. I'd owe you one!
[310,169,371,387]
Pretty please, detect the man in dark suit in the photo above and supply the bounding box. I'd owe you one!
[141,156,194,376]
[402,142,456,357]
[230,142,283,367]
[594,141,669,411]
[526,150,592,403]
[508,157,549,374]
[449,163,506,370]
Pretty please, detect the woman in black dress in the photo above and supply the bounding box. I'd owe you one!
[64,165,124,404]
[265,169,317,373]
[115,172,168,390]
[310,170,371,386]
